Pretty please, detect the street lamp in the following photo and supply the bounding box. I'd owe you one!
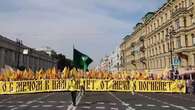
[16,39,23,69]
[166,26,176,78]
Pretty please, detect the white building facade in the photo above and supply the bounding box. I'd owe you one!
[109,47,121,72]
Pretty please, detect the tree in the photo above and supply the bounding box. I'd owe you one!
[55,54,73,71]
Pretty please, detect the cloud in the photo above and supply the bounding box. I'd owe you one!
[0,0,165,67]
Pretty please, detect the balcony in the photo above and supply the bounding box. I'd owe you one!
[131,42,136,48]
[131,60,136,65]
[139,36,144,42]
[140,57,146,64]
[131,51,135,56]
[171,7,188,17]
[140,46,145,53]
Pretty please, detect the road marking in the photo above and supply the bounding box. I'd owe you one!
[38,101,44,104]
[138,93,189,110]
[10,107,18,110]
[60,101,66,103]
[97,102,105,105]
[122,102,129,106]
[11,93,53,110]
[109,92,135,110]
[56,105,65,108]
[161,105,170,108]
[135,104,143,107]
[8,105,15,108]
[164,94,195,102]
[111,107,119,110]
[19,104,28,107]
[1,95,19,102]
[147,104,156,107]
[81,106,91,109]
[48,101,56,103]
[169,104,188,110]
[85,101,92,104]
[110,103,117,106]
[27,101,34,104]
[42,105,53,107]
[67,91,83,110]
[17,101,23,104]
[190,107,195,109]
[32,105,39,108]
[96,106,105,109]
[7,101,13,103]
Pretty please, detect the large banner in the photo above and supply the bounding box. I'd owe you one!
[0,79,186,94]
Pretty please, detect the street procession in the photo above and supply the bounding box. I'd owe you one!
[0,0,195,110]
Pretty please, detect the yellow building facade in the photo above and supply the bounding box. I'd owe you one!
[120,0,195,73]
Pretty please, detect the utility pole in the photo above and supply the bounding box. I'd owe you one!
[166,26,176,79]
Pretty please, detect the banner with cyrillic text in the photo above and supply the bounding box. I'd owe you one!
[0,80,186,94]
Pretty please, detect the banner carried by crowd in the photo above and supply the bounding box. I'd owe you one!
[0,79,186,94]
[0,67,186,94]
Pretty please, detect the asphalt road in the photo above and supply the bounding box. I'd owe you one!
[0,92,195,110]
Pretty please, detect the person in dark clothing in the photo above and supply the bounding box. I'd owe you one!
[71,91,77,106]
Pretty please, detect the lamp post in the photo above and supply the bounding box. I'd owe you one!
[166,27,176,78]
[16,39,23,69]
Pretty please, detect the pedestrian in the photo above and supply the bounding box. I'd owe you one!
[71,91,77,106]
[186,79,192,94]
[80,77,85,95]
[70,69,77,106]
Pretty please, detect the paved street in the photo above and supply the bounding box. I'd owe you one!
[0,92,195,110]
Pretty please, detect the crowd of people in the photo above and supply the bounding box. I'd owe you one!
[0,66,172,81]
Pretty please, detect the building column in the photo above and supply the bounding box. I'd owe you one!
[188,53,193,67]
[26,55,29,69]
[180,35,186,47]
[11,51,15,67]
[188,34,193,46]
[0,48,5,68]
[19,54,23,67]
[173,38,177,49]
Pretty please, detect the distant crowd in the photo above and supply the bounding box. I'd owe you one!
[0,66,177,81]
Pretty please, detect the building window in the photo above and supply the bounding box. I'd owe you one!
[157,20,160,26]
[155,47,158,55]
[185,0,187,7]
[185,35,188,46]
[159,46,161,54]
[161,17,164,24]
[177,37,181,48]
[175,19,180,29]
[167,42,170,51]
[165,13,168,21]
[154,35,157,43]
[190,14,194,25]
[162,31,165,40]
[182,1,185,7]
[179,3,182,8]
[184,17,187,27]
[166,28,169,36]
[163,44,165,53]
[192,34,195,45]
[158,33,160,41]
[175,5,178,10]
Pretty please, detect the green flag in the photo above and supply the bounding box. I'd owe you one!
[73,48,93,71]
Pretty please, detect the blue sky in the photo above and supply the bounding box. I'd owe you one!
[0,0,165,67]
